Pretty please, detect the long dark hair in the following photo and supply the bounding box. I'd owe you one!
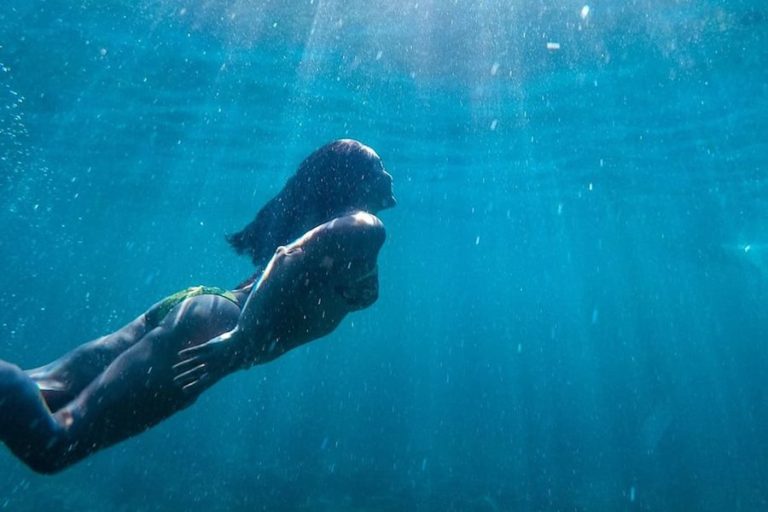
[228,139,392,267]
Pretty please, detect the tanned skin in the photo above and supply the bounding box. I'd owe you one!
[0,212,385,474]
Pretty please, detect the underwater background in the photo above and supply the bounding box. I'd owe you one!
[1,1,767,510]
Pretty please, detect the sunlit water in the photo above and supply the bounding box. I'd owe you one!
[1,1,767,511]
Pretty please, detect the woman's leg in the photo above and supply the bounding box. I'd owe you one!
[0,360,69,474]
[25,315,148,411]
[0,330,178,474]
[2,295,239,474]
[0,324,173,474]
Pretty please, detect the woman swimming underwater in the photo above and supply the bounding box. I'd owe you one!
[26,139,395,410]
[0,140,396,474]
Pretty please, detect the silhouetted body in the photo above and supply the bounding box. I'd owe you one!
[0,213,386,474]
[0,139,396,474]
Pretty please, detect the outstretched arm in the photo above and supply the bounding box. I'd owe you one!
[171,248,292,392]
[173,212,386,393]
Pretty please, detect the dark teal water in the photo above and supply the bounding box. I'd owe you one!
[1,1,767,510]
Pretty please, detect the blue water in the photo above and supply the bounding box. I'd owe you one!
[1,1,767,510]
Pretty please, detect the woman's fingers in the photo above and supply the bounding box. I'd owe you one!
[172,355,202,373]
[174,341,221,391]
[173,363,206,386]
[178,370,209,394]
[181,378,204,393]
[178,344,208,358]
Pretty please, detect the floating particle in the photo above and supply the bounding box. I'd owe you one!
[376,50,383,60]
[490,62,500,75]
[99,48,107,56]
[546,42,560,51]
[490,119,498,130]
[581,5,590,20]
[475,236,481,245]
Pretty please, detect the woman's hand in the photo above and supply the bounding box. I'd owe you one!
[172,331,237,394]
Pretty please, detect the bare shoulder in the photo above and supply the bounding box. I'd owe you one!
[320,211,385,236]
[288,211,385,261]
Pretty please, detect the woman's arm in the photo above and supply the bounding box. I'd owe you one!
[173,212,386,393]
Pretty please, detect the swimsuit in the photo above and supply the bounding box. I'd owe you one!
[144,285,238,328]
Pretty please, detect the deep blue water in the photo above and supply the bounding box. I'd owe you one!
[1,1,767,510]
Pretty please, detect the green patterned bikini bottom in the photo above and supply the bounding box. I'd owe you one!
[144,285,238,328]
